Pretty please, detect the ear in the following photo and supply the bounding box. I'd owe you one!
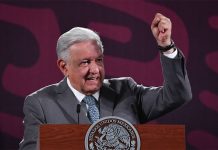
[57,59,68,76]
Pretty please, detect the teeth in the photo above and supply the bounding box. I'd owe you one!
[87,77,98,80]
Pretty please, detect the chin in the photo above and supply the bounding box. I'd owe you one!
[84,86,101,94]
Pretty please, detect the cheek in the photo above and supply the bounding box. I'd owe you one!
[67,66,84,79]
[100,67,105,76]
[77,68,89,78]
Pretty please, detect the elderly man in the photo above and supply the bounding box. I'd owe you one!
[19,13,192,149]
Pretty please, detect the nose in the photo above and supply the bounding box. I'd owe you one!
[89,62,100,74]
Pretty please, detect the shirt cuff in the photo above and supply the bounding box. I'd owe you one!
[163,49,178,59]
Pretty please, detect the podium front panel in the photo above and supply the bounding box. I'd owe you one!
[39,124,185,150]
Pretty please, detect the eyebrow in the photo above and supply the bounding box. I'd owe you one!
[81,54,104,60]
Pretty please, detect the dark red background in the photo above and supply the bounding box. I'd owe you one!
[0,0,218,149]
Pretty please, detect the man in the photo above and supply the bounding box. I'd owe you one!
[19,13,192,149]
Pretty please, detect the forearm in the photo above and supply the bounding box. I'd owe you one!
[135,50,192,122]
[161,49,192,103]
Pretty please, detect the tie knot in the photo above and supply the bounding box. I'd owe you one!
[83,96,96,106]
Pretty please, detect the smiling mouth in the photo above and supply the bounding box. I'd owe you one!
[86,76,99,81]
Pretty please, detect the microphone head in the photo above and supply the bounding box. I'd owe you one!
[76,104,81,113]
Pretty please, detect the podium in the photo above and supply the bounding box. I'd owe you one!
[39,124,185,150]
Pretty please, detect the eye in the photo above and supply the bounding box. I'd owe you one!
[96,57,103,64]
[80,60,90,66]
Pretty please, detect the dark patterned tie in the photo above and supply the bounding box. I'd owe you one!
[83,96,100,123]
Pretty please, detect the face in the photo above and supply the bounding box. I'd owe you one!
[58,40,105,95]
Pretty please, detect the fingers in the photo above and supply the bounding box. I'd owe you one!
[151,15,160,29]
[151,13,171,33]
[158,19,171,33]
[151,13,172,46]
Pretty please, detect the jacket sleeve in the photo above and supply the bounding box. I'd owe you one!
[19,94,45,150]
[130,50,192,123]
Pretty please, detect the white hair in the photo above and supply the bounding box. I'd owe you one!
[56,27,104,61]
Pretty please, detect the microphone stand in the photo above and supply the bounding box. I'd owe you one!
[76,104,81,124]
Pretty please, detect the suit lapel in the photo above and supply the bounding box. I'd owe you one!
[54,78,117,123]
[99,83,117,118]
[55,78,90,124]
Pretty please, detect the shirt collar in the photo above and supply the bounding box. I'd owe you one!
[67,78,99,103]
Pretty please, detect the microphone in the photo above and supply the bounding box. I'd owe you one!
[76,104,81,124]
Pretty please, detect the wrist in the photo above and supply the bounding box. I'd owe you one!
[158,40,175,52]
[163,47,176,54]
[157,40,171,47]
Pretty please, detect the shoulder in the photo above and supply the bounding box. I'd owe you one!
[104,77,135,84]
[26,78,67,102]
[103,77,137,92]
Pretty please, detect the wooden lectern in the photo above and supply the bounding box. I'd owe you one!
[39,124,185,150]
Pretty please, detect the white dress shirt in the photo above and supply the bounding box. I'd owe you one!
[163,49,178,58]
[67,78,100,103]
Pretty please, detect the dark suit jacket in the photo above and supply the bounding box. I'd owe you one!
[19,52,192,150]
